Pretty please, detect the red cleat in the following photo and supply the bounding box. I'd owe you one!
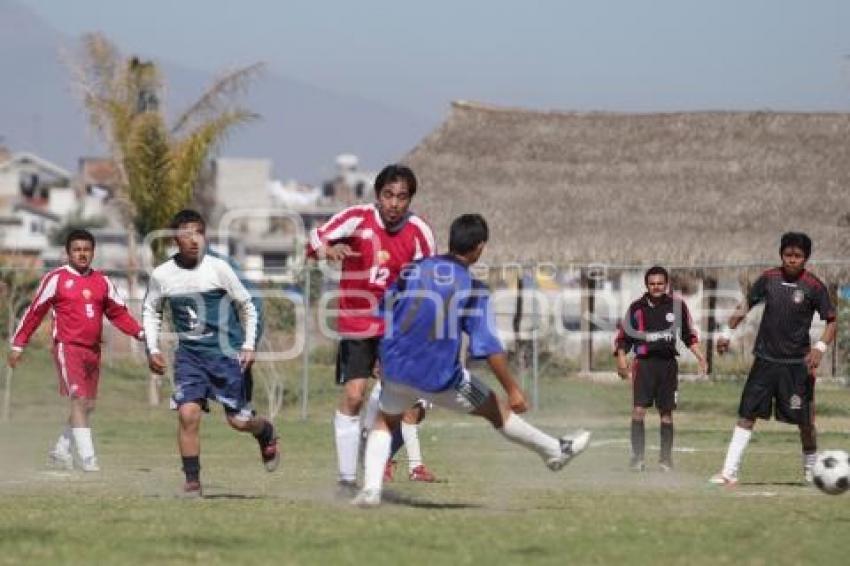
[260,435,280,472]
[180,480,203,499]
[408,464,436,482]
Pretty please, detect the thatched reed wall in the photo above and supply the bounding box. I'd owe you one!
[405,101,850,278]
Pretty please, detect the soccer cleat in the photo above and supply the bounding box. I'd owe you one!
[629,458,646,472]
[659,460,673,473]
[408,464,436,482]
[708,472,738,487]
[259,434,280,472]
[383,459,396,482]
[547,429,591,471]
[351,488,381,508]
[336,479,359,499]
[79,456,100,472]
[48,450,74,471]
[180,480,203,499]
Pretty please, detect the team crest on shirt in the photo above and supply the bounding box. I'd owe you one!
[792,289,805,304]
[789,394,802,410]
[377,250,391,264]
[82,289,92,300]
[64,280,74,289]
[665,312,675,323]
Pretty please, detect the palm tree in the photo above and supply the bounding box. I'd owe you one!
[68,32,263,262]
[66,33,264,403]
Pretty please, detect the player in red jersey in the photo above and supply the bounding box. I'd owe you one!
[307,164,438,492]
[7,229,144,472]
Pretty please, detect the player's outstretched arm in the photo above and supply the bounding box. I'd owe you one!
[103,276,144,340]
[689,344,708,376]
[7,349,23,368]
[615,349,630,380]
[487,352,528,414]
[806,320,836,372]
[10,271,60,356]
[717,303,748,355]
[142,274,166,374]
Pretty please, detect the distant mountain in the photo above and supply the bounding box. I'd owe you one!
[0,0,434,182]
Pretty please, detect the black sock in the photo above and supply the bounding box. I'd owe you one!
[389,424,405,459]
[630,419,645,461]
[660,422,674,464]
[182,456,200,483]
[254,420,274,445]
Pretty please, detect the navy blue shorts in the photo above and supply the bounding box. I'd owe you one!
[171,349,252,420]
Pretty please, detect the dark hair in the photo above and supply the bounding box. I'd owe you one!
[169,209,206,232]
[449,214,489,255]
[374,164,417,198]
[65,229,95,252]
[644,265,669,285]
[780,231,812,259]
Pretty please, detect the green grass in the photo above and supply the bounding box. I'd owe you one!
[2,349,850,565]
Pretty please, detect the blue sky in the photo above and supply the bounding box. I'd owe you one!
[17,0,850,120]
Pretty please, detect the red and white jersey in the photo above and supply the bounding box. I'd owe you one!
[307,204,436,337]
[11,265,143,351]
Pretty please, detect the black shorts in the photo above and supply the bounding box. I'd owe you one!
[738,358,814,426]
[335,338,380,385]
[632,357,678,412]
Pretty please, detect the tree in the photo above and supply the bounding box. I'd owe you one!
[66,33,263,404]
[67,33,263,261]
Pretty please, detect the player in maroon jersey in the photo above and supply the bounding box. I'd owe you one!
[7,229,144,472]
[710,232,837,486]
[307,164,438,492]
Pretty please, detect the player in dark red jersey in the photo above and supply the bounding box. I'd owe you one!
[710,232,837,486]
[7,229,144,472]
[307,164,438,492]
[615,266,707,472]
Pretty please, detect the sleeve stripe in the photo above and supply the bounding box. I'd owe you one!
[323,216,363,243]
[104,275,127,307]
[409,216,436,256]
[12,272,59,343]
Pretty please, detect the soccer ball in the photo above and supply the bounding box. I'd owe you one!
[812,450,850,495]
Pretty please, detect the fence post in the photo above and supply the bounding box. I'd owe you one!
[300,268,311,420]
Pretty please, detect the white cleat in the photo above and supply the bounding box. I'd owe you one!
[351,489,381,508]
[708,472,738,487]
[48,450,74,471]
[79,456,101,473]
[803,466,814,486]
[547,429,591,471]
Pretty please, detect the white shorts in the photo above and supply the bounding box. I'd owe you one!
[379,370,493,416]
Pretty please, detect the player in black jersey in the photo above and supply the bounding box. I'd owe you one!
[710,232,836,486]
[615,266,707,472]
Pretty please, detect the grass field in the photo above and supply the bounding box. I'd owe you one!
[1,349,849,565]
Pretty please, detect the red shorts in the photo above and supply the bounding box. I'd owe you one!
[52,343,101,399]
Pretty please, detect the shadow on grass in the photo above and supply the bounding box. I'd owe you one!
[202,493,267,500]
[382,490,482,510]
[739,481,805,487]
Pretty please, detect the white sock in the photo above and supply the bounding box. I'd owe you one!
[401,421,422,471]
[362,382,382,434]
[363,429,392,494]
[803,452,816,469]
[721,426,752,478]
[54,426,72,455]
[72,428,95,461]
[334,411,361,482]
[498,412,561,461]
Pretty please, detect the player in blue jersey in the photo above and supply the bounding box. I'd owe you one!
[353,214,591,506]
[143,209,279,497]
